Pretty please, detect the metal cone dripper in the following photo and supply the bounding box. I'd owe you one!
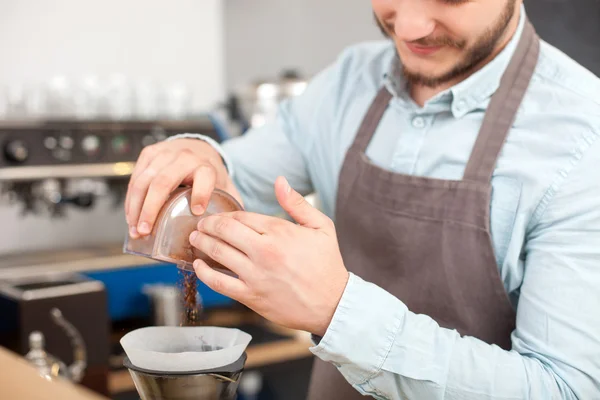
[120,327,252,400]
[123,353,246,400]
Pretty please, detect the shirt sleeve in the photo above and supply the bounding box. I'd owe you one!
[165,45,360,216]
[310,133,600,399]
[166,105,314,216]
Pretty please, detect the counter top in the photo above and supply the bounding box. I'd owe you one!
[0,245,157,280]
[0,346,109,400]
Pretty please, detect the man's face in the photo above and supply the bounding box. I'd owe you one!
[372,0,520,88]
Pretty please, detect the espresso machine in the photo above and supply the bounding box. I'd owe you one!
[0,117,234,397]
[0,118,224,216]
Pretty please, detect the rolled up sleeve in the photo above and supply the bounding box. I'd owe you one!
[310,135,600,399]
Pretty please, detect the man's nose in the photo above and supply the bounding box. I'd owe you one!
[392,0,435,42]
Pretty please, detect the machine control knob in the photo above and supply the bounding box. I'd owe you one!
[4,140,29,163]
[59,135,74,150]
[44,136,58,150]
[111,135,131,155]
[81,134,101,156]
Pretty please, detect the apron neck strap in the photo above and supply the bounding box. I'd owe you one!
[350,87,393,154]
[349,20,540,185]
[462,20,540,183]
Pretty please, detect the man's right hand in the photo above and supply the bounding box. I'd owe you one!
[124,138,241,239]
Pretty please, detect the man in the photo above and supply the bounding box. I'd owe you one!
[125,0,600,398]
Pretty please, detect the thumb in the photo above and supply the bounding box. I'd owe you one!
[275,176,327,229]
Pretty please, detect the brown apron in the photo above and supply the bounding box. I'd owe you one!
[306,20,540,400]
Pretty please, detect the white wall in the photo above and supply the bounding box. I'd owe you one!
[0,0,381,256]
[0,0,225,111]
[224,0,381,90]
[0,0,225,255]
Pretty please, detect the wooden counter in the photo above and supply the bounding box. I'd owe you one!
[0,346,109,400]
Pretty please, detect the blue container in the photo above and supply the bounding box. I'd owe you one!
[83,263,234,321]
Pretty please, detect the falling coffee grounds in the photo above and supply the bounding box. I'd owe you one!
[178,268,202,326]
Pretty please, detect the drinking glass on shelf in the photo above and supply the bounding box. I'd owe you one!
[24,84,48,119]
[0,86,8,120]
[163,82,192,120]
[134,79,163,121]
[73,75,102,120]
[46,76,74,119]
[5,84,28,120]
[105,74,134,121]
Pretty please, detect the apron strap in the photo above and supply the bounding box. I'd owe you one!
[350,87,393,153]
[462,20,541,183]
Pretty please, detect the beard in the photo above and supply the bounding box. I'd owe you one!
[375,0,516,88]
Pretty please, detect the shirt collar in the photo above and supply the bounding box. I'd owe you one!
[383,4,527,118]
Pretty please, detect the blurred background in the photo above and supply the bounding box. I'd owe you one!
[0,1,597,399]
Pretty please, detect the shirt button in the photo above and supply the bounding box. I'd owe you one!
[412,116,425,129]
[455,99,468,113]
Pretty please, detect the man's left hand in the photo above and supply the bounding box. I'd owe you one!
[188,176,349,336]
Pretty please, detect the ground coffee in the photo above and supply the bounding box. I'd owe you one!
[178,268,201,326]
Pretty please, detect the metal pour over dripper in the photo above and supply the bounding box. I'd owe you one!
[123,187,243,274]
[121,326,252,400]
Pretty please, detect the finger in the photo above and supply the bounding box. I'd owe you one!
[189,230,253,278]
[275,176,330,229]
[197,215,262,255]
[125,145,159,223]
[217,211,275,234]
[128,152,177,236]
[137,152,200,234]
[193,259,250,302]
[190,164,217,215]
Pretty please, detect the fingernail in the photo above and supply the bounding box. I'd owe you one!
[284,178,291,193]
[129,226,138,237]
[138,222,150,234]
[197,218,205,230]
[193,259,200,270]
[192,205,204,215]
[189,231,199,242]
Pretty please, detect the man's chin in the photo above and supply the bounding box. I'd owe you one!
[401,66,455,88]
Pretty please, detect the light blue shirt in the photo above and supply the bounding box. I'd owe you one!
[184,7,600,399]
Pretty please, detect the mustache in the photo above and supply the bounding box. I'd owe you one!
[373,13,466,49]
[410,36,466,49]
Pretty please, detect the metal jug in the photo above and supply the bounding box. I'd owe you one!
[24,307,87,382]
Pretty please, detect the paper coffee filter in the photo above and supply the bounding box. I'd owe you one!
[120,326,252,372]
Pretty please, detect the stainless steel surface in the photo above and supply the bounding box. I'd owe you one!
[0,267,111,394]
[124,355,246,400]
[0,162,134,181]
[50,308,87,382]
[235,70,308,129]
[24,307,88,383]
[128,369,243,400]
[0,271,104,300]
[0,118,219,216]
[0,245,157,280]
[142,284,185,326]
[25,329,71,382]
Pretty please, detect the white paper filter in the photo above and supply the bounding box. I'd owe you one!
[120,326,252,372]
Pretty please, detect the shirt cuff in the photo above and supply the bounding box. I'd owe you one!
[309,272,407,385]
[166,133,234,178]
